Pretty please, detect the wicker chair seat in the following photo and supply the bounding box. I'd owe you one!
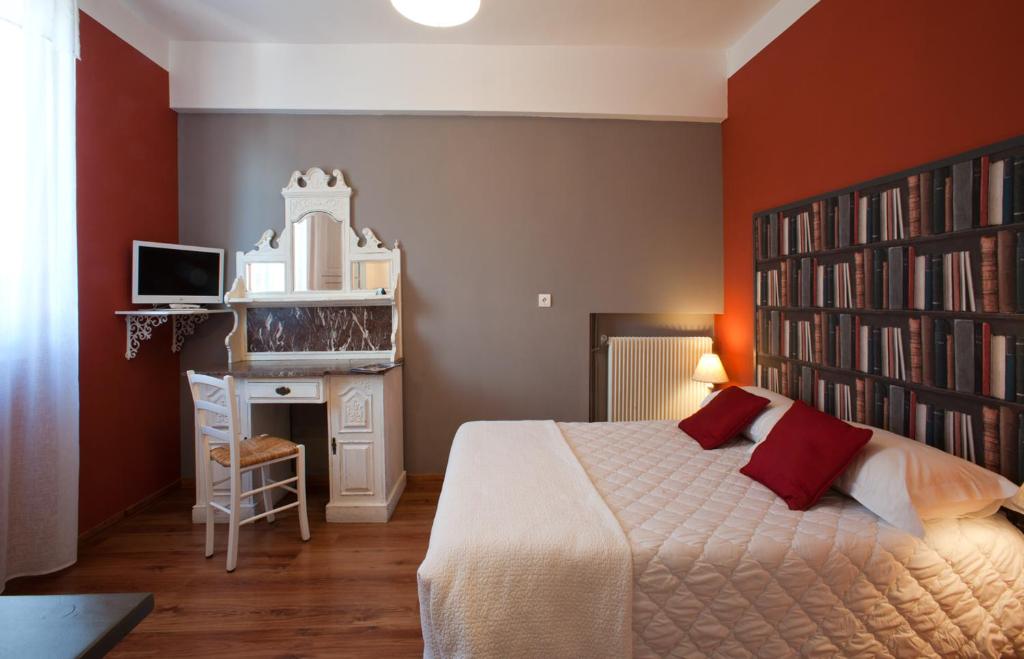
[210,434,299,468]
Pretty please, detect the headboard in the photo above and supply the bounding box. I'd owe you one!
[753,135,1024,484]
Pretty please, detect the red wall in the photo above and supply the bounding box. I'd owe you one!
[77,12,180,533]
[718,0,1024,385]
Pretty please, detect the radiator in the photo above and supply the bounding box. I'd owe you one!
[607,336,713,422]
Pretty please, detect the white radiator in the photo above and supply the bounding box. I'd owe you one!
[607,336,713,422]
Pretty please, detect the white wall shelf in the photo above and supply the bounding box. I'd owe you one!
[114,308,232,359]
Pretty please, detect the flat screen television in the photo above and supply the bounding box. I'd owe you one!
[132,240,225,305]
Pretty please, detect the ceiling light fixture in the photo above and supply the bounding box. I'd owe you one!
[390,0,480,28]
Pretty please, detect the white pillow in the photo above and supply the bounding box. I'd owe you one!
[701,388,1021,536]
[700,385,792,443]
[833,424,1020,536]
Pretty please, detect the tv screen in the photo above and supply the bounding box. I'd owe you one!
[132,241,224,304]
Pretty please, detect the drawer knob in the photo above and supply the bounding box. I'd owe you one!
[275,386,291,396]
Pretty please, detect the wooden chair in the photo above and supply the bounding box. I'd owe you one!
[187,370,310,572]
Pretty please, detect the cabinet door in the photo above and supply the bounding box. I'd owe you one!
[339,442,374,495]
[328,375,383,499]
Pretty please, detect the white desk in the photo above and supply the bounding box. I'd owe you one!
[192,360,404,523]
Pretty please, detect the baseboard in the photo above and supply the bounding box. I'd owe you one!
[406,473,445,486]
[79,478,182,542]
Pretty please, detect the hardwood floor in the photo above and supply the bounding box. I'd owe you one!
[6,479,441,658]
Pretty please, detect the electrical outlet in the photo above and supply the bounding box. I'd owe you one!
[538,293,551,308]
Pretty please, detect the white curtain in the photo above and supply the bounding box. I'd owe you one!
[0,0,80,591]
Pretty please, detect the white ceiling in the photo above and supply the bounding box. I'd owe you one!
[120,0,780,49]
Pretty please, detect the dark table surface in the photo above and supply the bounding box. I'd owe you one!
[0,592,153,659]
[192,358,402,378]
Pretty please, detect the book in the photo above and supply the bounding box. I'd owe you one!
[954,319,974,394]
[1017,232,1024,311]
[909,317,921,384]
[947,329,955,390]
[922,315,934,387]
[998,230,1017,313]
[999,407,1019,481]
[888,246,904,309]
[935,319,948,388]
[932,170,945,234]
[983,406,999,473]
[952,160,974,231]
[931,253,943,311]
[1015,156,1024,223]
[990,159,1005,226]
[839,314,852,370]
[854,251,864,308]
[812,202,822,251]
[945,174,953,232]
[980,155,990,227]
[814,313,822,364]
[981,322,991,397]
[1018,337,1024,404]
[908,174,920,236]
[980,234,998,312]
[1020,412,1024,483]
[992,334,1007,400]
[889,385,905,436]
[1005,158,1015,224]
[920,171,933,236]
[838,193,851,248]
[1007,335,1017,402]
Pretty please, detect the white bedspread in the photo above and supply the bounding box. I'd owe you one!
[561,420,1024,658]
[417,421,632,659]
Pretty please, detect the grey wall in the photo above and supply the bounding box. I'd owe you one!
[178,114,723,475]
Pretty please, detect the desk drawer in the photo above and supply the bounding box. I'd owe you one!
[246,379,324,403]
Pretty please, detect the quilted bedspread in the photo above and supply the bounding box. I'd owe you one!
[559,420,1024,658]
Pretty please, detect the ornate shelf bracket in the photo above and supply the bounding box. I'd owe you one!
[116,309,231,360]
[124,315,169,360]
[172,313,210,353]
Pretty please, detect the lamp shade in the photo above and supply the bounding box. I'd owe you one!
[692,352,728,384]
[391,0,480,27]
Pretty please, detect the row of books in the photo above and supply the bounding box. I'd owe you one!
[754,362,1024,481]
[754,154,1024,261]
[754,238,1024,313]
[777,313,910,379]
[758,311,1024,403]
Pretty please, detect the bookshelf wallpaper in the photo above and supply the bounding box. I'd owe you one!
[753,137,1024,484]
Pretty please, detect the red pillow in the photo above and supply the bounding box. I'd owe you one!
[678,386,770,449]
[740,400,872,510]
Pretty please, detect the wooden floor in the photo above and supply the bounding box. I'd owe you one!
[6,479,441,658]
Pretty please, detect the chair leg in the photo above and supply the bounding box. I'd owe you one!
[204,451,215,558]
[260,465,276,523]
[297,446,310,542]
[226,469,241,572]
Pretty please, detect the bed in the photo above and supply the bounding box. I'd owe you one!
[418,415,1024,658]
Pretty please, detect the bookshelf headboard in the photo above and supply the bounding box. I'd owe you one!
[753,135,1024,485]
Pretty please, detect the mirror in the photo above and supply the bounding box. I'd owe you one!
[246,262,285,293]
[351,260,391,291]
[292,212,343,291]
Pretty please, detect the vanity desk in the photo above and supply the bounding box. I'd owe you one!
[191,167,405,524]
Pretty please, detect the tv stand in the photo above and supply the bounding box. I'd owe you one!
[114,308,231,359]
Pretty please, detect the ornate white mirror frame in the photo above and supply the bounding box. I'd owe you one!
[223,167,402,363]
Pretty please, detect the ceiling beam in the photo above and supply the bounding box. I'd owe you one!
[170,42,727,122]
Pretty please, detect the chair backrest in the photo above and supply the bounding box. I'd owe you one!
[186,370,242,471]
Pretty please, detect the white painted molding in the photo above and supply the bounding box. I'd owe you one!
[726,0,818,77]
[169,42,726,122]
[79,0,170,69]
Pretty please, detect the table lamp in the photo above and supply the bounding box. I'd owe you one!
[692,352,728,391]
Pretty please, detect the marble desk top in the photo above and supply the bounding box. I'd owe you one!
[192,359,402,378]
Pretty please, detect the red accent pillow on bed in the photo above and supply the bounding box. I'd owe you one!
[678,386,770,449]
[740,401,872,510]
